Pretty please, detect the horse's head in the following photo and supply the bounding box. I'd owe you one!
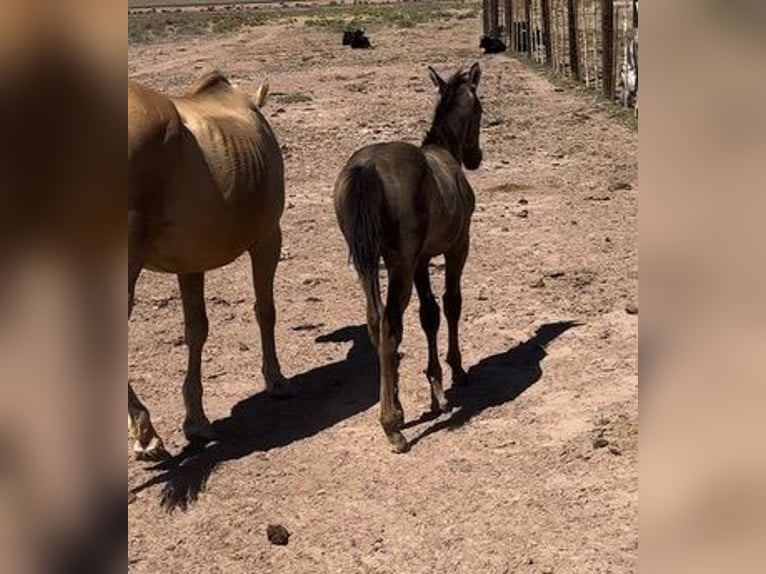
[427,62,483,170]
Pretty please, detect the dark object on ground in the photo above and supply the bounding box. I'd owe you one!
[480,35,507,54]
[267,524,290,546]
[343,29,371,49]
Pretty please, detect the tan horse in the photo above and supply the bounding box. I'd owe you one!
[333,64,483,452]
[128,71,286,459]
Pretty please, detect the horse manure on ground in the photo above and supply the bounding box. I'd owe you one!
[267,523,291,546]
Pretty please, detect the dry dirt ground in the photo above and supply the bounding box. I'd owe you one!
[128,14,638,574]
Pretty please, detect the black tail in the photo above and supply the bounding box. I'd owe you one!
[339,165,384,279]
[336,164,385,320]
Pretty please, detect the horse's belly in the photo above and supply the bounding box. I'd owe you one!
[146,224,253,274]
[145,200,266,274]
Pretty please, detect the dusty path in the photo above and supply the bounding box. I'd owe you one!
[129,15,637,574]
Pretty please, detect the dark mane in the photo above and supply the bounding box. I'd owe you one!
[188,70,232,96]
[422,69,468,147]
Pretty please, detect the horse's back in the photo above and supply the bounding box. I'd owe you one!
[337,141,473,259]
[340,141,428,218]
[171,93,283,207]
[128,78,284,274]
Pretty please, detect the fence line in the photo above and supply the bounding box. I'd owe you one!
[483,0,638,109]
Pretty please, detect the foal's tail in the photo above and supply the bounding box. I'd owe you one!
[336,164,385,314]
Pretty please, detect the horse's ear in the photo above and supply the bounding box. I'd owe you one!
[253,81,269,108]
[468,62,481,90]
[428,66,446,93]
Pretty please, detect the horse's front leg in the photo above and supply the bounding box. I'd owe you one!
[249,228,287,396]
[128,211,166,459]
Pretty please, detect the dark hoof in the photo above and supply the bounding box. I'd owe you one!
[430,397,452,415]
[186,432,216,449]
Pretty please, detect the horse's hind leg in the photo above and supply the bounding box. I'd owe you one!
[178,272,215,445]
[444,242,469,386]
[379,263,415,453]
[414,260,450,414]
[360,271,382,350]
[128,212,166,459]
[249,228,286,396]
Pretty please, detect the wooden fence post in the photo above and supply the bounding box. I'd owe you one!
[541,0,552,64]
[601,0,614,99]
[490,0,499,36]
[525,0,532,58]
[507,0,515,52]
[633,0,638,28]
[567,0,580,80]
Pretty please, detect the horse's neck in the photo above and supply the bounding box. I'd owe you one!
[422,123,462,164]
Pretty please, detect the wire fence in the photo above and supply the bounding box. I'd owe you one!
[484,0,638,111]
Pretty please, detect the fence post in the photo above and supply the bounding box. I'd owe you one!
[632,0,638,28]
[506,0,515,52]
[567,0,580,80]
[601,0,614,99]
[490,0,499,36]
[525,0,532,58]
[541,0,552,64]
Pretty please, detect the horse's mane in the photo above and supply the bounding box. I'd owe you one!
[188,70,232,97]
[422,68,467,147]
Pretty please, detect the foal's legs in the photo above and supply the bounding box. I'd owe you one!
[379,263,415,453]
[178,272,215,444]
[128,213,166,459]
[444,242,469,385]
[249,227,286,396]
[414,260,450,414]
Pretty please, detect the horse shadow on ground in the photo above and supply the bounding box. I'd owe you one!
[132,320,579,511]
[131,324,377,512]
[405,320,581,448]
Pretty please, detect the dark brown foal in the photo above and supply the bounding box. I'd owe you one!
[334,63,484,452]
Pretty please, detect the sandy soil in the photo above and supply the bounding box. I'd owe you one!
[128,14,638,574]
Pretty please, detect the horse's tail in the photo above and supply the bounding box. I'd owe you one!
[335,164,384,315]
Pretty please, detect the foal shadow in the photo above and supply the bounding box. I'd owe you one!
[407,321,581,448]
[131,325,377,512]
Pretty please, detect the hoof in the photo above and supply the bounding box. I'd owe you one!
[431,397,453,415]
[183,418,217,447]
[133,436,169,462]
[388,431,410,454]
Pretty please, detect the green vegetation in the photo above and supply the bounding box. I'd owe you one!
[129,9,272,43]
[129,1,479,45]
[305,2,478,32]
